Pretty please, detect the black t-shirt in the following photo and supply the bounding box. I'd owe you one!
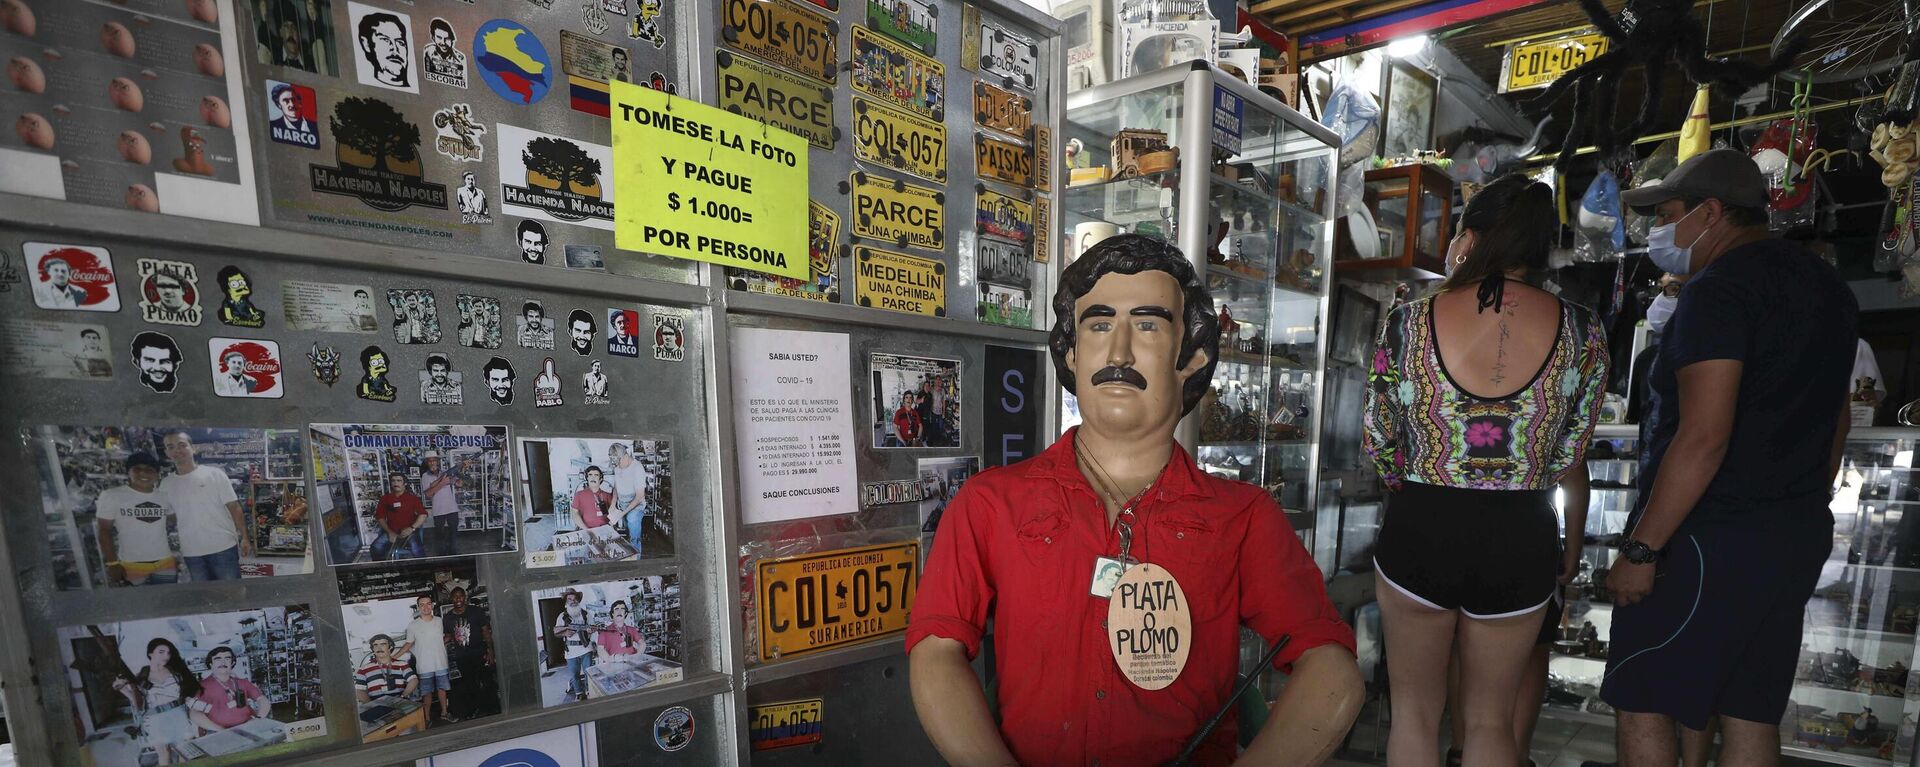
[443,607,490,660]
[1634,239,1857,527]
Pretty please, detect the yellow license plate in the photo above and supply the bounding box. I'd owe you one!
[975,134,1034,187]
[852,97,949,184]
[757,541,919,660]
[851,25,947,122]
[716,51,837,150]
[750,698,824,751]
[1502,32,1609,92]
[851,171,945,252]
[972,80,1033,139]
[854,246,945,316]
[721,0,841,83]
[975,187,1031,244]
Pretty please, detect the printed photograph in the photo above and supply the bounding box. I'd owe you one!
[871,353,962,448]
[254,0,339,75]
[515,300,555,350]
[918,456,979,536]
[518,436,674,568]
[309,424,516,565]
[388,289,441,345]
[456,295,502,349]
[529,577,683,708]
[337,560,499,741]
[30,426,312,590]
[58,605,325,764]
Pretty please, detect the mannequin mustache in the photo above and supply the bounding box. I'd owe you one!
[1091,366,1148,389]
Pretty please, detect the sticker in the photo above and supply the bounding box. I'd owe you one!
[498,124,617,230]
[533,357,564,407]
[1090,556,1127,598]
[630,0,667,49]
[485,355,518,404]
[517,300,557,349]
[0,254,19,292]
[258,0,338,76]
[652,312,685,361]
[721,0,840,83]
[582,359,611,403]
[655,705,695,752]
[607,308,640,357]
[871,352,962,447]
[565,244,606,270]
[475,18,555,105]
[136,259,201,326]
[348,2,419,93]
[1035,125,1053,187]
[582,0,612,35]
[387,288,442,344]
[756,542,918,660]
[727,200,841,301]
[978,282,1032,328]
[606,0,631,11]
[566,308,598,356]
[456,170,493,224]
[420,353,463,405]
[1033,195,1051,263]
[861,478,923,507]
[207,337,285,398]
[281,281,379,333]
[457,294,503,348]
[423,17,470,88]
[1107,563,1191,690]
[851,26,945,122]
[977,235,1031,288]
[972,80,1032,138]
[1211,87,1241,155]
[919,456,978,534]
[307,343,342,387]
[852,97,949,184]
[213,266,267,328]
[642,71,678,95]
[310,97,450,212]
[128,329,182,389]
[715,51,837,150]
[868,0,936,55]
[979,18,1038,90]
[853,246,944,317]
[975,134,1035,188]
[266,81,322,149]
[25,243,120,312]
[975,188,1033,244]
[433,103,488,162]
[851,172,945,252]
[1,320,111,381]
[750,698,824,751]
[356,345,397,401]
[517,220,550,263]
[561,30,632,116]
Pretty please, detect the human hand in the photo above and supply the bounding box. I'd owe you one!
[1608,560,1655,605]
[107,564,129,586]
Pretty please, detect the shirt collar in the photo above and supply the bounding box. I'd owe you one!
[1022,426,1214,501]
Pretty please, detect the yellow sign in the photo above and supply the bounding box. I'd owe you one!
[757,541,919,661]
[716,51,837,150]
[612,82,809,279]
[1500,31,1609,93]
[852,97,949,184]
[854,246,945,316]
[851,171,944,252]
[721,0,840,83]
[975,134,1034,187]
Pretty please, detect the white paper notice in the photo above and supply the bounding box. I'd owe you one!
[731,327,859,523]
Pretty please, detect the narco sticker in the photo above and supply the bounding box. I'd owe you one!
[432,103,486,162]
[850,171,944,252]
[851,97,947,184]
[720,0,840,83]
[606,308,640,357]
[975,134,1034,187]
[975,187,1032,245]
[265,80,320,149]
[419,353,463,405]
[715,51,836,150]
[851,25,945,122]
[136,258,201,326]
[498,124,616,230]
[474,18,554,105]
[215,265,267,328]
[310,96,449,212]
[206,337,285,399]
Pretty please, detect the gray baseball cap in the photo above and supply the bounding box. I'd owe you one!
[1620,148,1769,213]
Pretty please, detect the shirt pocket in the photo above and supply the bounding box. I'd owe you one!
[1148,512,1234,622]
[1012,509,1072,607]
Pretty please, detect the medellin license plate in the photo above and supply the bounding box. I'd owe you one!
[975,134,1034,188]
[757,541,919,661]
[852,97,948,184]
[721,0,841,83]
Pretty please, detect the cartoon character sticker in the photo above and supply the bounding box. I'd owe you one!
[607,308,639,357]
[582,359,610,404]
[652,312,685,362]
[419,353,463,405]
[215,266,266,328]
[387,288,441,344]
[265,80,320,149]
[356,345,397,401]
[131,331,182,393]
[421,17,468,88]
[25,243,119,312]
[533,356,563,407]
[629,0,665,48]
[206,337,285,398]
[483,356,516,404]
[136,259,201,326]
[348,2,418,93]
[308,343,342,387]
[516,299,555,349]
[457,294,502,349]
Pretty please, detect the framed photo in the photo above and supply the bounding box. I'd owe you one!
[1381,61,1435,159]
[1331,285,1380,365]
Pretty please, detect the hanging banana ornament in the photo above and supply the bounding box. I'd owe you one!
[1677,85,1713,164]
[1869,117,1920,262]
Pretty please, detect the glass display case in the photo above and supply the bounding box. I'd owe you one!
[1333,164,1451,278]
[1063,61,1339,516]
[1542,424,1639,725]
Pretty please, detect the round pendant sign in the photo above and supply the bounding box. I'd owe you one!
[1105,563,1192,690]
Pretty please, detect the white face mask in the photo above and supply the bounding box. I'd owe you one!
[1646,294,1677,333]
[1646,205,1710,275]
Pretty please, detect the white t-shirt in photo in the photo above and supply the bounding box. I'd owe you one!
[160,464,239,558]
[421,470,460,518]
[94,485,175,562]
[405,616,450,673]
[613,460,648,513]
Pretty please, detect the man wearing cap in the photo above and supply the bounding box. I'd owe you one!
[552,588,595,701]
[1602,149,1859,765]
[420,453,461,557]
[94,452,179,586]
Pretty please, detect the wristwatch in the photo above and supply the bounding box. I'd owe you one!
[1620,539,1662,565]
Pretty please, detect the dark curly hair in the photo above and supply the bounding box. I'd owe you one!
[1048,234,1219,415]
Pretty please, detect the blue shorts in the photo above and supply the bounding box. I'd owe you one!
[417,669,451,694]
[1601,511,1832,729]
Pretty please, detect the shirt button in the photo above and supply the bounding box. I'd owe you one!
[1176,531,1185,539]
[1096,690,1106,700]
[1044,537,1051,544]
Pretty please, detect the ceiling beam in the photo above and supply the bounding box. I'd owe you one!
[1264,0,1359,26]
[1249,0,1317,16]
[1291,0,1435,35]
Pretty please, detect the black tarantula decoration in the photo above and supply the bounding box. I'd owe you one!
[1531,0,1808,171]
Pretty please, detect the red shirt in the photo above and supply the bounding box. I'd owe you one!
[893,407,921,443]
[375,491,426,532]
[906,428,1354,767]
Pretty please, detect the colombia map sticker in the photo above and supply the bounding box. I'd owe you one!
[850,172,944,252]
[720,0,839,83]
[850,25,944,122]
[852,97,948,184]
[475,18,554,105]
[714,51,836,150]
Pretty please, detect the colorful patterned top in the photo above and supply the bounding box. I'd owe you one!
[1362,294,1609,491]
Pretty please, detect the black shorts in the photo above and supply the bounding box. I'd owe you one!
[1374,481,1560,619]
[1600,511,1833,730]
